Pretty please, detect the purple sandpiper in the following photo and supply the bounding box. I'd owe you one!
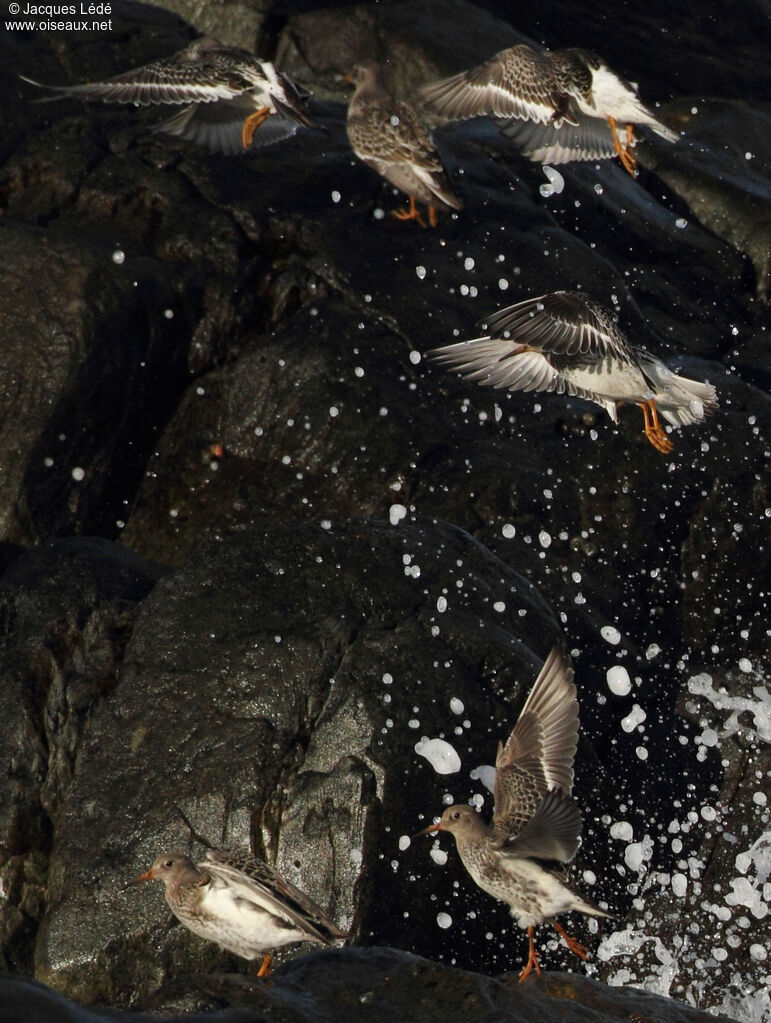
[417,647,610,981]
[419,45,677,176]
[136,847,347,976]
[427,290,718,453]
[346,62,462,227]
[22,37,323,156]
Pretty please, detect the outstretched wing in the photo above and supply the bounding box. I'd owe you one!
[20,38,261,107]
[420,45,559,124]
[493,647,578,839]
[427,291,636,398]
[501,787,583,862]
[481,291,634,363]
[428,334,562,393]
[495,113,617,164]
[155,100,299,155]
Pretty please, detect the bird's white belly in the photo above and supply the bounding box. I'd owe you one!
[190,885,303,956]
[563,360,651,405]
[497,859,577,929]
[576,65,648,122]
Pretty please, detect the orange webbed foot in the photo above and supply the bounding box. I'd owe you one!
[391,195,427,227]
[553,921,589,962]
[639,400,674,454]
[242,106,271,149]
[608,116,637,176]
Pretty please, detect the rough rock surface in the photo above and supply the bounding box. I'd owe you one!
[25,521,559,1004]
[0,951,742,1022]
[0,0,769,1021]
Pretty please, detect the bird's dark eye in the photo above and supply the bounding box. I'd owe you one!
[451,810,461,820]
[163,859,174,868]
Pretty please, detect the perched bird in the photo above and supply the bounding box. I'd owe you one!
[417,647,609,981]
[419,45,677,175]
[21,36,323,156]
[346,62,462,226]
[427,290,718,453]
[135,847,347,976]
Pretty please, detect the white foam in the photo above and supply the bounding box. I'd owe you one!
[470,764,496,794]
[601,625,622,645]
[414,737,461,775]
[607,665,632,696]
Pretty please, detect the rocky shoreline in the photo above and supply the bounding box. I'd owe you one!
[0,0,768,1020]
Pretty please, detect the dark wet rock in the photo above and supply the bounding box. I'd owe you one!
[32,521,560,1005]
[145,946,737,1021]
[647,99,771,302]
[0,0,769,1019]
[272,0,523,101]
[0,950,742,1021]
[0,221,190,545]
[0,539,165,972]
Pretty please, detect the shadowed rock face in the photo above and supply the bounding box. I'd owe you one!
[0,951,743,1022]
[0,0,768,1019]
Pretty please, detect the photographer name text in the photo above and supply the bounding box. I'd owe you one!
[14,3,111,12]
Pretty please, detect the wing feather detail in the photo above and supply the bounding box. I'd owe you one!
[492,648,578,841]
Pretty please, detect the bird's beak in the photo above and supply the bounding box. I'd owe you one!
[343,72,355,85]
[413,820,443,839]
[133,867,157,884]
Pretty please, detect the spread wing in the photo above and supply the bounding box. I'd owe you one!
[419,45,559,124]
[493,647,578,840]
[20,38,263,107]
[481,291,634,363]
[428,335,562,393]
[502,788,583,862]
[203,849,346,943]
[427,291,635,396]
[495,113,617,164]
[154,101,299,155]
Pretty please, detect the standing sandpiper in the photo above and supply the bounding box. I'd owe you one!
[346,62,462,227]
[136,847,346,976]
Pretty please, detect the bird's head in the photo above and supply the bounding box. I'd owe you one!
[344,62,381,88]
[133,852,202,889]
[415,803,486,842]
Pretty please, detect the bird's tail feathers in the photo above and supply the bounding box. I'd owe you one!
[660,375,718,427]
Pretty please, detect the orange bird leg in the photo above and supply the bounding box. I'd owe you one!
[392,195,427,228]
[607,115,637,176]
[518,925,542,982]
[241,106,271,149]
[427,204,438,227]
[552,921,589,962]
[638,400,673,454]
[256,953,272,978]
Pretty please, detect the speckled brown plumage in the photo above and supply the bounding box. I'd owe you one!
[22,36,322,155]
[346,62,461,224]
[417,648,610,981]
[420,45,677,173]
[427,291,718,453]
[136,847,346,971]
